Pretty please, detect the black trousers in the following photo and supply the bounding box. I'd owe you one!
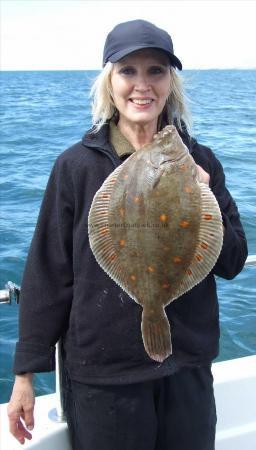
[64,365,216,450]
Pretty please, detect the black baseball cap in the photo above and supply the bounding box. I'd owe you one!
[103,19,182,70]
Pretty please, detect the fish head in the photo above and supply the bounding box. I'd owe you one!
[145,125,189,168]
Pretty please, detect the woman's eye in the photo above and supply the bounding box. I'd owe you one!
[148,66,165,75]
[119,67,135,75]
[118,66,166,76]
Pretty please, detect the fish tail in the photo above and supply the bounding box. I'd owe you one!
[141,308,172,362]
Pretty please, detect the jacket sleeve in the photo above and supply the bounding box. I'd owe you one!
[13,155,74,374]
[209,153,248,280]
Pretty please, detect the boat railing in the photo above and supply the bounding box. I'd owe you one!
[1,254,256,423]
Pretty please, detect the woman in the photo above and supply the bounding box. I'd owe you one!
[8,20,247,450]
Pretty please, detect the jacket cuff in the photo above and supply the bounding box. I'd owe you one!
[13,341,55,374]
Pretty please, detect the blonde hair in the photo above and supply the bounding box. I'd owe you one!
[90,62,192,133]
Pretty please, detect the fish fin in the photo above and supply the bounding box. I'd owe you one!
[171,182,224,301]
[141,308,172,362]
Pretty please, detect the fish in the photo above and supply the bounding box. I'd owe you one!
[88,125,223,362]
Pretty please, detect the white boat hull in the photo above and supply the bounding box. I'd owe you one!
[213,355,256,450]
[1,355,256,450]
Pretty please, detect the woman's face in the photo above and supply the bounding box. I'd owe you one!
[110,49,171,129]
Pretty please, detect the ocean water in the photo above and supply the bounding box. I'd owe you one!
[0,70,255,404]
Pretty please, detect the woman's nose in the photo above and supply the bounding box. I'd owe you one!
[134,74,150,91]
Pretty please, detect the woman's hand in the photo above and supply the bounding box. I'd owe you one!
[7,373,35,444]
[196,164,210,185]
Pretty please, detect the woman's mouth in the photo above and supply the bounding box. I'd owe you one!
[129,98,154,105]
[129,98,154,108]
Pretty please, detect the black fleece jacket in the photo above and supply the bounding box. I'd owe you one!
[13,123,248,384]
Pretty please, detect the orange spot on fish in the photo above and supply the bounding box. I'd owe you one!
[130,274,137,281]
[180,164,187,171]
[180,220,189,228]
[173,256,182,264]
[200,242,209,250]
[109,253,117,262]
[159,214,168,222]
[101,194,110,199]
[162,283,170,289]
[195,254,203,262]
[123,174,129,180]
[133,196,140,203]
[184,186,193,193]
[119,208,125,217]
[119,239,125,247]
[187,269,192,276]
[100,227,109,236]
[147,266,155,273]
[203,214,213,220]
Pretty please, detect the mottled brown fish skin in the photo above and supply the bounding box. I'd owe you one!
[106,127,200,362]
[88,126,223,363]
[108,127,201,306]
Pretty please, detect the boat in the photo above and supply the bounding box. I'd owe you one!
[1,256,255,450]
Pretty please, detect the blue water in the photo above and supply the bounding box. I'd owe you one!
[0,70,255,404]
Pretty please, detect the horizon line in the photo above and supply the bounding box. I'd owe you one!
[1,67,256,72]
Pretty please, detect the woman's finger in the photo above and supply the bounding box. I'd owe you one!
[23,403,35,431]
[196,164,210,185]
[18,420,33,440]
[8,411,32,444]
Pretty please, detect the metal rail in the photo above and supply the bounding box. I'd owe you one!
[1,254,256,423]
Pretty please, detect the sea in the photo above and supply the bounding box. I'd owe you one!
[0,70,255,404]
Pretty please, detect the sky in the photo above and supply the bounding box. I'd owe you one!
[1,0,256,70]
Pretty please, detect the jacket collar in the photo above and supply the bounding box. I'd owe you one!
[82,123,112,151]
[82,121,196,161]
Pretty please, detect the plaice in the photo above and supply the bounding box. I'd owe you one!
[88,125,223,362]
